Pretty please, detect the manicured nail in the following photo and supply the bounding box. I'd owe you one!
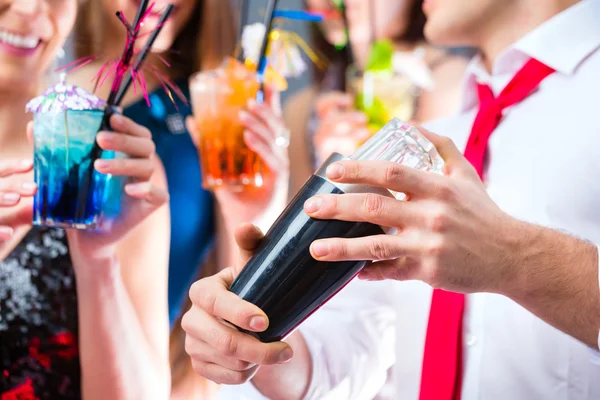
[249,316,267,331]
[311,242,330,257]
[21,159,33,168]
[125,182,151,195]
[111,113,124,126]
[239,110,250,120]
[22,182,36,190]
[247,99,257,109]
[0,226,13,237]
[3,193,20,201]
[326,163,344,180]
[94,160,109,169]
[278,348,293,364]
[304,197,323,213]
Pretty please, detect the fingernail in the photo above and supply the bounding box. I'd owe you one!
[326,163,344,180]
[3,193,20,201]
[249,316,267,331]
[239,110,249,120]
[21,182,36,191]
[126,182,151,195]
[247,99,257,109]
[304,197,323,213]
[0,226,13,237]
[111,114,124,126]
[94,159,109,169]
[21,159,33,168]
[278,348,293,364]
[311,242,330,257]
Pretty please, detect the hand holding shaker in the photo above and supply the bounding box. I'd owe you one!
[229,118,444,342]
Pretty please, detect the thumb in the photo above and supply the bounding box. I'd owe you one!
[121,182,169,228]
[263,85,282,117]
[234,223,264,264]
[185,116,199,147]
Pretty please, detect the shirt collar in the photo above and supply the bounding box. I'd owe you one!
[460,0,600,111]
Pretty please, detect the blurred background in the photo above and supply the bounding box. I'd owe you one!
[63,0,311,103]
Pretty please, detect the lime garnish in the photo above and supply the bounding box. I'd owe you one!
[365,40,394,72]
[355,92,389,127]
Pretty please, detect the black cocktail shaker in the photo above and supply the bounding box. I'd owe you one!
[229,119,443,342]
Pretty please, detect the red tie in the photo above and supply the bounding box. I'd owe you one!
[418,58,555,400]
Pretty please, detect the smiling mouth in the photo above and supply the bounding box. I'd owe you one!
[0,29,40,50]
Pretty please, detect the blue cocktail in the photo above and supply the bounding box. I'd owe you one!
[27,82,124,230]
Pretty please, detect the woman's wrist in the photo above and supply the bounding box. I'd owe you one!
[71,251,121,285]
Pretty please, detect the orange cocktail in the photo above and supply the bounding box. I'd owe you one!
[190,58,267,191]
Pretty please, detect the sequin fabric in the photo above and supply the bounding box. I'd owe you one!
[0,227,80,399]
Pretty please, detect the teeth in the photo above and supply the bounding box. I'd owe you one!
[0,29,39,49]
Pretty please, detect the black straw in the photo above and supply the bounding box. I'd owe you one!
[236,0,250,62]
[255,0,280,102]
[114,4,175,106]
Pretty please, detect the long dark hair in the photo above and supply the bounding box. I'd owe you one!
[311,0,426,92]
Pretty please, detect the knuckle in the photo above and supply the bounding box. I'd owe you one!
[231,358,252,371]
[197,287,218,314]
[426,207,448,233]
[191,360,208,377]
[180,310,193,333]
[368,239,393,260]
[424,235,446,258]
[436,182,456,201]
[257,346,276,365]
[384,163,404,184]
[363,193,385,219]
[222,369,250,385]
[215,332,238,357]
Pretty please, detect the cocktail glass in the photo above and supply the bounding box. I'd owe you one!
[32,109,124,230]
[347,65,417,136]
[189,58,269,192]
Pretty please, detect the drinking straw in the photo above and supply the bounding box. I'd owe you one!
[74,2,174,221]
[114,4,175,106]
[255,0,280,103]
[236,0,250,62]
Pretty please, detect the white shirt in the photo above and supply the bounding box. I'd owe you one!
[219,1,600,398]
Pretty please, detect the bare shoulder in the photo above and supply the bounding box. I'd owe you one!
[66,64,102,93]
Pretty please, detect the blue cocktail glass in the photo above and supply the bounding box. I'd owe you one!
[32,109,124,230]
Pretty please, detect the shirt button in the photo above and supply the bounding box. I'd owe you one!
[466,334,477,347]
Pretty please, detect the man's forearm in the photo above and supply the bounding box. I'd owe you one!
[500,221,600,348]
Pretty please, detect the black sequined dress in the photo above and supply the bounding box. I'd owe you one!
[0,227,80,399]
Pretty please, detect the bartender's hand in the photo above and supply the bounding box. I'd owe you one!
[303,127,526,295]
[182,224,293,384]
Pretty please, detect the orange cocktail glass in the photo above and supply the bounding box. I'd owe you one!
[190,58,268,191]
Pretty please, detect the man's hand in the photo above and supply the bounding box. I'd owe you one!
[182,224,294,385]
[303,127,525,294]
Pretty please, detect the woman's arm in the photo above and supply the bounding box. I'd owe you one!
[284,87,316,198]
[71,156,171,400]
